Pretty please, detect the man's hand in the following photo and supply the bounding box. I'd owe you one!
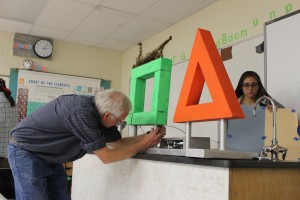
[94,126,167,164]
[145,126,166,147]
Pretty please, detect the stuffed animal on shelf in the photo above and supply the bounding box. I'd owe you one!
[21,58,33,70]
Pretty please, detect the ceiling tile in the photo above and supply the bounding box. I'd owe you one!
[74,7,135,37]
[35,0,94,31]
[109,16,171,43]
[141,0,218,23]
[65,32,104,46]
[73,0,103,6]
[0,18,32,34]
[0,0,219,51]
[30,26,70,40]
[0,0,47,23]
[100,0,158,14]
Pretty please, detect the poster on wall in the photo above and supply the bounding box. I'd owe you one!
[10,69,102,122]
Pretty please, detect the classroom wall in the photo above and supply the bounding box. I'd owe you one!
[120,0,300,137]
[1,1,300,137]
[0,31,123,89]
[121,0,300,94]
[1,1,300,97]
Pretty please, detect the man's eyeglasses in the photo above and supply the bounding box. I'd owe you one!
[110,113,126,126]
[242,82,258,88]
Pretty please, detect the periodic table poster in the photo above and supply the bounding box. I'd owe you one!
[10,69,102,122]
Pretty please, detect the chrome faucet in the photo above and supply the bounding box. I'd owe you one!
[252,96,288,161]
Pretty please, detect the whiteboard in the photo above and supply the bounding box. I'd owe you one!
[266,10,300,113]
[128,36,264,149]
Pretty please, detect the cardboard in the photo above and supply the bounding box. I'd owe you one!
[265,108,299,161]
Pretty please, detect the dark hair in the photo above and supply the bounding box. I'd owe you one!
[235,71,284,108]
[235,71,271,100]
[0,78,16,107]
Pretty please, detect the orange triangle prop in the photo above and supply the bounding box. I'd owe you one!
[173,28,244,122]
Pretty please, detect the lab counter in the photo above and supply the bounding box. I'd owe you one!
[133,153,300,168]
[71,153,300,200]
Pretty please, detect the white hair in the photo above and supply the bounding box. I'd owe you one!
[95,89,132,116]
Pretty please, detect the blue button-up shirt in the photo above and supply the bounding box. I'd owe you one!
[10,94,121,163]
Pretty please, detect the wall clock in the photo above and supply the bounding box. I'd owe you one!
[33,39,53,58]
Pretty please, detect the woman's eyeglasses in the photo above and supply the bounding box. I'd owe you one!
[242,82,258,88]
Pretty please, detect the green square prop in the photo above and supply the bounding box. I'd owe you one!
[127,58,172,125]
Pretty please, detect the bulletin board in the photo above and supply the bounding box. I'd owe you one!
[265,10,300,114]
[9,69,108,122]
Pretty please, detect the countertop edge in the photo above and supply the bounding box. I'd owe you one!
[133,153,300,168]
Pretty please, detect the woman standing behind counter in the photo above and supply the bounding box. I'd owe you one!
[235,71,284,109]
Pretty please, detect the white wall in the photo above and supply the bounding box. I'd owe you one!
[121,1,300,138]
[121,1,300,96]
[0,31,123,89]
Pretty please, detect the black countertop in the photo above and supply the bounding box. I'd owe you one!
[133,153,300,168]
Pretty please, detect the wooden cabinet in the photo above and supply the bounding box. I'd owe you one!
[229,168,300,200]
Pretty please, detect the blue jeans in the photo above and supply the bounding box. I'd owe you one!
[7,143,71,200]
